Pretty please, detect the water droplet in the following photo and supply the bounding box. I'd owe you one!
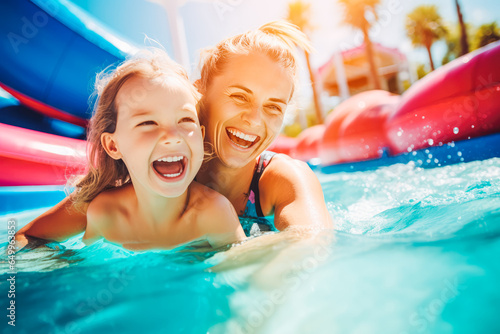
[407,147,412,152]
[447,155,451,159]
[365,145,370,149]
[457,151,462,157]
[453,127,459,134]
[460,157,464,161]
[450,142,455,148]
[428,154,433,159]
[397,131,403,137]
[412,151,417,156]
[428,139,434,145]
[434,158,439,163]
[422,116,425,119]
[426,159,431,163]
[425,149,430,154]
[471,125,475,128]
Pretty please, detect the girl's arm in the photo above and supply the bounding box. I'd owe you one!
[15,197,88,249]
[259,154,334,231]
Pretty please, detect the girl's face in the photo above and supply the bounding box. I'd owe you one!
[103,76,205,198]
[201,52,293,168]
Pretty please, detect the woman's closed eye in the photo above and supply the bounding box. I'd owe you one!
[230,94,249,102]
[266,104,283,113]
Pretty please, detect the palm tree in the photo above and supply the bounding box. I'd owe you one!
[287,1,324,124]
[406,5,447,71]
[454,0,469,55]
[474,22,500,48]
[338,0,382,90]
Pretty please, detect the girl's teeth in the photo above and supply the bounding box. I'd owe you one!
[157,156,183,162]
[163,172,181,177]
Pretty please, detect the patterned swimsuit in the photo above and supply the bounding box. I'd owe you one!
[238,151,279,236]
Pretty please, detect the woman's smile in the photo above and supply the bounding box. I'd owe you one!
[226,127,260,149]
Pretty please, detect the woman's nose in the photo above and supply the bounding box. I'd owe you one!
[241,105,263,127]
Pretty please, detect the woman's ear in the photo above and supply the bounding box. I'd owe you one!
[200,125,205,140]
[101,133,122,160]
[194,79,203,94]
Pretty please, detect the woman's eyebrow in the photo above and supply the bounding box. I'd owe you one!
[269,97,287,104]
[229,85,253,94]
[229,85,286,104]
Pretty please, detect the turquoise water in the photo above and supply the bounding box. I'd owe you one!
[1,158,500,333]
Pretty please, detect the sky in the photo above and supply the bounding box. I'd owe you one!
[67,0,500,109]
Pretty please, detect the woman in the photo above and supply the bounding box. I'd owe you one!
[16,20,333,246]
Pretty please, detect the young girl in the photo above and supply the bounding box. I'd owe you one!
[16,49,246,251]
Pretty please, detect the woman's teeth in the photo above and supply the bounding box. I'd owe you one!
[227,129,257,142]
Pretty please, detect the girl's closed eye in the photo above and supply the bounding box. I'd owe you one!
[180,117,196,123]
[136,120,157,127]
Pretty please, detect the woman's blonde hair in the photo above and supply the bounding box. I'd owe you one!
[71,48,200,210]
[197,20,312,98]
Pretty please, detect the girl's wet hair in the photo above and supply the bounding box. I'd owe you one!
[197,20,312,99]
[71,48,200,210]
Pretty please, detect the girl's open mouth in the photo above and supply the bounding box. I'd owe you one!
[226,127,260,149]
[152,155,188,182]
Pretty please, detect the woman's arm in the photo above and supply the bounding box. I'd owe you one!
[15,197,88,249]
[259,154,334,231]
[198,192,247,248]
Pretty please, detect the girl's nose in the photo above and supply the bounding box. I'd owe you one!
[161,126,182,145]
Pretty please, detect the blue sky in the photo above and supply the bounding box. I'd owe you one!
[67,0,500,68]
[66,0,499,108]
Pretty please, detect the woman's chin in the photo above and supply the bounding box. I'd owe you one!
[218,145,260,169]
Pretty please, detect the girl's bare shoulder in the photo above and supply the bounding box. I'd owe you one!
[187,181,228,210]
[88,184,135,221]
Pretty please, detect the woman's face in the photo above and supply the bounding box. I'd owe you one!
[201,52,293,168]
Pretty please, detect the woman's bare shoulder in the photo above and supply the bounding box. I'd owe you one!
[261,153,314,186]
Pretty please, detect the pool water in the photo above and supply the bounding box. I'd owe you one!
[1,158,500,334]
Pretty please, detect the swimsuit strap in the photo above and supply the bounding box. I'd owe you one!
[248,151,277,217]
